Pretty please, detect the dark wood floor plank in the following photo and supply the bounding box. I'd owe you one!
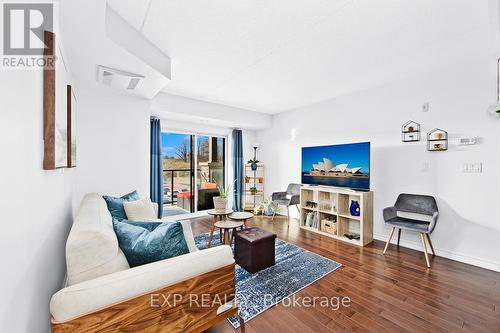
[187,215,500,333]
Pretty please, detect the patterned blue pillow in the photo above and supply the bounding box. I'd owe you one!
[112,219,189,267]
[103,190,140,220]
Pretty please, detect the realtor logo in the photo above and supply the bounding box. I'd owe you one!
[1,2,55,69]
[2,2,53,55]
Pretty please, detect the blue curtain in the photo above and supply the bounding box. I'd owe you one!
[232,129,244,211]
[150,118,163,218]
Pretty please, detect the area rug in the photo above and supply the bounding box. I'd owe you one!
[194,232,342,328]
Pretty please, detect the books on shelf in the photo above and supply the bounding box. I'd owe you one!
[304,211,319,228]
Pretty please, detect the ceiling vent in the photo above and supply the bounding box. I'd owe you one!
[97,65,145,90]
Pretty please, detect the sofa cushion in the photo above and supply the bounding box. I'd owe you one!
[103,190,140,220]
[124,197,157,220]
[113,220,190,267]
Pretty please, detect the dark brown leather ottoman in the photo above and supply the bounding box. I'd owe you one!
[234,227,276,274]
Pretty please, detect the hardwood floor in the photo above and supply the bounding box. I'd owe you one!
[187,214,500,333]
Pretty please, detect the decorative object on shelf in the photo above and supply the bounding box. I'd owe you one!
[214,181,235,212]
[253,197,274,216]
[427,128,448,151]
[320,217,337,235]
[349,200,361,216]
[306,201,318,208]
[487,58,500,118]
[401,120,421,142]
[247,145,260,171]
[249,187,258,195]
[258,177,264,184]
[245,176,250,183]
[344,233,360,240]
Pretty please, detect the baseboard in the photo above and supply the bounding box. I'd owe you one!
[374,233,500,273]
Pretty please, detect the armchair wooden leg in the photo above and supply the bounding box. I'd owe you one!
[420,233,431,268]
[397,228,401,246]
[239,314,246,333]
[425,233,436,256]
[383,227,395,254]
[296,204,300,214]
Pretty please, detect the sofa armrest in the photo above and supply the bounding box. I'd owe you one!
[50,245,234,322]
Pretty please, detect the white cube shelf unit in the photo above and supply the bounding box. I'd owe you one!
[300,185,373,246]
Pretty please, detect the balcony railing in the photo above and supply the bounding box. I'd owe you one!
[163,165,224,206]
[163,169,191,205]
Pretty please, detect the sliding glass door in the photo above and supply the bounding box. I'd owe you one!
[196,136,225,211]
[162,133,194,216]
[161,131,226,217]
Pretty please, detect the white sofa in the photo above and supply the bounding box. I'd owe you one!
[50,193,237,332]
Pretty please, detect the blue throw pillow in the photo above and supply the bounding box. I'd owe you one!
[103,190,140,220]
[112,219,190,267]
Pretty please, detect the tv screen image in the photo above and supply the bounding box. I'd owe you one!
[301,142,370,190]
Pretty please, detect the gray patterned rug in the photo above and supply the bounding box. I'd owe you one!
[194,231,342,328]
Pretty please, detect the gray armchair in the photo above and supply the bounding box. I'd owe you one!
[382,193,439,268]
[271,183,301,225]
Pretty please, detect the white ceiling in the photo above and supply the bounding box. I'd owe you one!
[78,0,499,113]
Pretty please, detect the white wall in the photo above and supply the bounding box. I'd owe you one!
[75,86,150,204]
[0,70,75,332]
[257,57,500,271]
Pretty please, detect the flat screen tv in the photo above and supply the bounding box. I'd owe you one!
[301,142,370,191]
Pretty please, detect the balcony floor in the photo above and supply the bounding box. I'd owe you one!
[163,204,189,217]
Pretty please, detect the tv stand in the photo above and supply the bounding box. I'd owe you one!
[299,184,373,246]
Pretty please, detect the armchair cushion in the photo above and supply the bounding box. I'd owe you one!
[113,220,189,267]
[272,199,290,206]
[385,216,430,233]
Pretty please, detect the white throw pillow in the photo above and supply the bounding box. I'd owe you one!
[123,198,157,221]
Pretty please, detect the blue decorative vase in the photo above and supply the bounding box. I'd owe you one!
[349,200,360,216]
[251,163,258,171]
[263,204,274,216]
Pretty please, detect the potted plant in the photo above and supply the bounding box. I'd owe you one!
[258,177,263,184]
[245,176,250,183]
[247,158,259,171]
[248,146,260,171]
[213,180,235,212]
[249,187,258,195]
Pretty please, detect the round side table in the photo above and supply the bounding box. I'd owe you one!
[214,220,244,245]
[207,209,233,247]
[228,211,254,228]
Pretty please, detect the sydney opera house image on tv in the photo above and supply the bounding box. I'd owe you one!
[301,142,370,190]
